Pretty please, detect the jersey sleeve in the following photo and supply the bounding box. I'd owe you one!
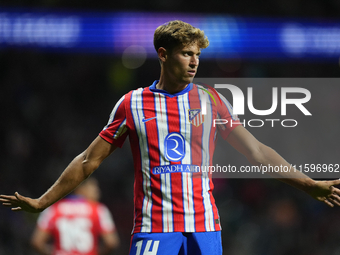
[216,91,242,140]
[99,95,128,148]
[37,206,55,232]
[97,204,116,233]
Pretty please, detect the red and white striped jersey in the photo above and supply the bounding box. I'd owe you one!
[37,196,116,255]
[100,81,240,234]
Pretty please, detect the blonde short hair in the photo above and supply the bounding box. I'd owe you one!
[154,20,209,53]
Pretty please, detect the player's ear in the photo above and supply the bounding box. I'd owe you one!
[157,47,167,63]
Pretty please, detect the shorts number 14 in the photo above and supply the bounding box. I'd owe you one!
[135,240,160,255]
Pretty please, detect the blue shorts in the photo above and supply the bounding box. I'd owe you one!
[129,231,222,255]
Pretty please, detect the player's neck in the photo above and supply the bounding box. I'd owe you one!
[156,78,189,94]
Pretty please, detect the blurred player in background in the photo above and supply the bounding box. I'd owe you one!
[31,177,120,255]
[2,20,340,255]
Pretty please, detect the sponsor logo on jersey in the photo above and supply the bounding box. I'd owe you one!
[152,164,200,174]
[164,132,185,162]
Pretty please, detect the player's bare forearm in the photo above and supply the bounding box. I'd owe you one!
[0,152,96,212]
[39,136,117,210]
[37,153,96,210]
[257,149,340,206]
[227,126,314,190]
[227,126,340,207]
[247,143,315,191]
[0,136,117,212]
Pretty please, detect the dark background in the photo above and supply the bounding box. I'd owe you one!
[1,1,340,255]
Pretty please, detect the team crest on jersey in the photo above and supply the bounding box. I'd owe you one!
[188,108,205,127]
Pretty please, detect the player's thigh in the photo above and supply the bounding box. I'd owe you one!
[129,232,183,255]
[184,231,222,255]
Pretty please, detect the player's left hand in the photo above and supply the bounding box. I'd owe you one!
[307,180,340,207]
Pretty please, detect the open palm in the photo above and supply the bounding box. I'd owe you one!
[0,192,43,213]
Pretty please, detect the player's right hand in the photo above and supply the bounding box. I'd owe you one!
[0,192,43,213]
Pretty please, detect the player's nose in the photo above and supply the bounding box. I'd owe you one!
[190,55,199,66]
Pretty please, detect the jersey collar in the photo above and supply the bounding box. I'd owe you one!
[149,80,193,98]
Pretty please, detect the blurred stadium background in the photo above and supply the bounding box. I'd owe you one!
[1,1,340,254]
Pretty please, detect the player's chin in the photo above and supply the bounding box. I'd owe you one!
[183,76,194,84]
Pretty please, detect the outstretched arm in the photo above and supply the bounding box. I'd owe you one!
[226,125,340,207]
[0,136,117,212]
